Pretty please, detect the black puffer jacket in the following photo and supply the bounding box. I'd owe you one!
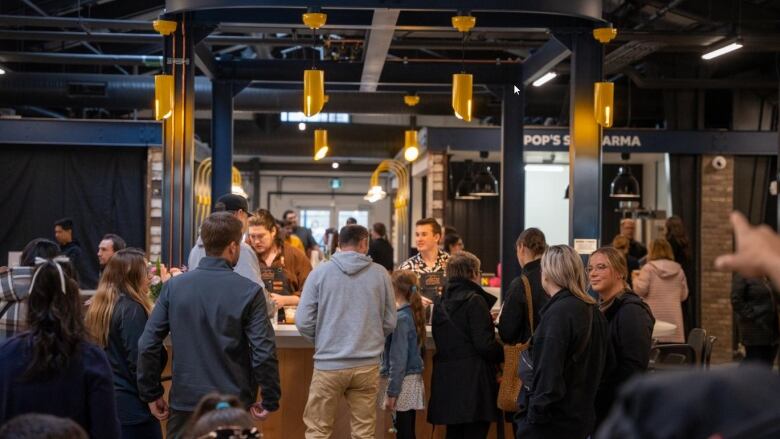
[595,290,655,425]
[427,277,503,425]
[516,289,608,439]
[731,274,780,346]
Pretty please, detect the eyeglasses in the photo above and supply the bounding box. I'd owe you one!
[586,263,610,273]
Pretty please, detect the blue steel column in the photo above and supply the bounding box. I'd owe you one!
[162,13,196,268]
[568,31,603,250]
[211,80,233,204]
[501,83,525,295]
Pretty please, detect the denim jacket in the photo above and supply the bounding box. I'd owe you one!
[380,304,424,397]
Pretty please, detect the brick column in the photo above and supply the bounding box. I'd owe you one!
[428,152,446,224]
[147,149,163,263]
[699,155,734,364]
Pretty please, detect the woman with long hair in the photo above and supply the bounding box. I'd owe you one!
[515,245,608,439]
[380,270,426,439]
[85,248,163,439]
[0,258,120,437]
[633,238,688,343]
[588,247,654,426]
[247,210,312,312]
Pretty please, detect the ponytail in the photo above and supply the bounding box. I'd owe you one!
[392,270,427,349]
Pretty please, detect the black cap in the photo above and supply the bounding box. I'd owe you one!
[215,194,252,215]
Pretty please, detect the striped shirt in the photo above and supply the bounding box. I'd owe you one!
[0,266,33,341]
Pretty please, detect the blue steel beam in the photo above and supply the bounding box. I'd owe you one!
[500,83,525,296]
[0,118,161,147]
[211,80,234,205]
[522,36,572,87]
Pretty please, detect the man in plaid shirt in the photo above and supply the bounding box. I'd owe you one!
[0,239,60,342]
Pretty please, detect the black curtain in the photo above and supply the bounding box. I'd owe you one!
[734,156,775,227]
[669,154,701,334]
[0,146,147,288]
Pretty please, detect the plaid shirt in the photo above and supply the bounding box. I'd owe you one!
[398,250,449,275]
[0,266,33,341]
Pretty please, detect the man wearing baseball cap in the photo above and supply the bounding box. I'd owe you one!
[188,194,272,318]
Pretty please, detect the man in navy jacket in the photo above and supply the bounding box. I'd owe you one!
[138,212,281,439]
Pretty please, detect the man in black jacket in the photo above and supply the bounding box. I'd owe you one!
[137,212,280,439]
[367,222,394,271]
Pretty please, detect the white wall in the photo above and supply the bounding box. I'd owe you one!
[524,165,570,245]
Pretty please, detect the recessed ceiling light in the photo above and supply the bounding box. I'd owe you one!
[298,122,306,131]
[332,162,339,169]
[532,71,557,87]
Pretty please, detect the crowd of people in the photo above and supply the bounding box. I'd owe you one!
[1,191,779,439]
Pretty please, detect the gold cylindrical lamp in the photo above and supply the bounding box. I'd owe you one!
[594,82,615,128]
[303,69,325,117]
[313,129,329,160]
[403,130,419,162]
[452,73,473,122]
[154,74,174,120]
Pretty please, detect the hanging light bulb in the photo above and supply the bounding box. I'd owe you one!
[154,74,174,120]
[594,82,614,128]
[452,73,473,121]
[610,166,640,198]
[403,130,419,162]
[313,129,329,161]
[471,152,499,196]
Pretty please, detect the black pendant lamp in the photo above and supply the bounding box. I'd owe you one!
[455,160,481,200]
[609,166,640,198]
[471,151,499,197]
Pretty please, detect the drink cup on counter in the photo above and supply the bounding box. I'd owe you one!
[284,306,297,324]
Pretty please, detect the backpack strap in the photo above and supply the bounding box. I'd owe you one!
[521,275,534,337]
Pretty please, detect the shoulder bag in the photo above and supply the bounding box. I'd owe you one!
[497,275,533,412]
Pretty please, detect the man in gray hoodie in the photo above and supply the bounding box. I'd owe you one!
[296,224,396,439]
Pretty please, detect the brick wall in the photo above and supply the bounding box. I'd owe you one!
[147,149,163,263]
[699,155,734,364]
[428,152,446,223]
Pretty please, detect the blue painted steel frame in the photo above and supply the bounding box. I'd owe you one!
[0,118,161,147]
[500,83,525,296]
[211,80,234,205]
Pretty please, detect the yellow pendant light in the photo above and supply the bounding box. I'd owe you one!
[314,129,329,161]
[452,73,473,121]
[451,12,475,122]
[403,130,420,162]
[594,82,614,128]
[154,74,174,120]
[302,11,327,117]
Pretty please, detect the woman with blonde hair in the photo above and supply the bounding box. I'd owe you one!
[588,247,654,426]
[633,238,688,343]
[515,245,608,439]
[85,248,164,439]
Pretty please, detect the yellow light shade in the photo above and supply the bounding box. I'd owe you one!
[403,95,420,107]
[452,15,476,33]
[452,73,473,122]
[153,19,177,36]
[303,69,325,117]
[154,74,174,120]
[594,82,615,128]
[302,12,327,30]
[404,130,419,162]
[314,129,329,161]
[593,27,617,44]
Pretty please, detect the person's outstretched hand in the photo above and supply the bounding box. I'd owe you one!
[715,211,780,288]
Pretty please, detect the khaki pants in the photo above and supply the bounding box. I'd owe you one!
[303,364,380,439]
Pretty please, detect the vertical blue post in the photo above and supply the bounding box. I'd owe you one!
[568,31,603,253]
[501,83,525,295]
[211,80,234,205]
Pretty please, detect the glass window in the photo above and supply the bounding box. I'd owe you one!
[338,210,369,228]
[300,209,331,246]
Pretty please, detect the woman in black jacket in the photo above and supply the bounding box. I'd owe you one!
[85,248,165,439]
[588,247,654,425]
[731,274,780,366]
[516,245,608,439]
[428,251,503,439]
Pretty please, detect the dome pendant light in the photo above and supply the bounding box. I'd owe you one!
[313,129,329,161]
[471,151,499,196]
[609,166,640,198]
[455,160,481,200]
[302,10,327,117]
[451,12,475,122]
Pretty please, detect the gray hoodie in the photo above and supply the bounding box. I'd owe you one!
[296,251,396,370]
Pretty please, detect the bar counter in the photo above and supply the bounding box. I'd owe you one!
[161,322,514,439]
